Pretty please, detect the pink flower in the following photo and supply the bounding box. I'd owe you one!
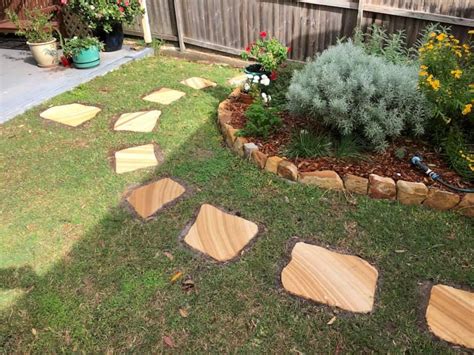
[260,31,267,38]
[60,0,68,4]
[119,6,124,12]
[124,1,129,6]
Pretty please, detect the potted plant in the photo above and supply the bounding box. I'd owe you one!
[6,9,59,67]
[65,0,144,52]
[63,36,104,69]
[241,31,290,81]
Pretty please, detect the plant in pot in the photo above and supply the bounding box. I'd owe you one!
[63,36,104,69]
[6,9,59,67]
[65,0,144,52]
[241,31,290,81]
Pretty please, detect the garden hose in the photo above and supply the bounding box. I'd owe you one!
[410,156,474,193]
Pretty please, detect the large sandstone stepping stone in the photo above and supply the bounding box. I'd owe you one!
[180,77,217,90]
[143,88,185,105]
[281,243,378,313]
[40,103,101,127]
[126,178,185,219]
[113,110,161,132]
[183,204,258,262]
[114,144,161,174]
[426,284,473,349]
[227,74,248,87]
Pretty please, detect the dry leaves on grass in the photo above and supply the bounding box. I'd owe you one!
[163,335,175,348]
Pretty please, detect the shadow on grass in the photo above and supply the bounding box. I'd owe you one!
[0,84,240,351]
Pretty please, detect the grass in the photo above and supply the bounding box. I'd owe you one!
[0,55,473,353]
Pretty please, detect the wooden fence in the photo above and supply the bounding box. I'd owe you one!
[0,0,57,20]
[127,0,474,61]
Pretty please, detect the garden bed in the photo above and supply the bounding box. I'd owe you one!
[218,88,474,216]
[227,95,470,191]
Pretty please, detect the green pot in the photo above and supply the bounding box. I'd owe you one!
[73,46,100,69]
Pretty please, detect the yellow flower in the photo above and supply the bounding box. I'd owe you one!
[430,79,440,91]
[451,69,462,79]
[462,104,472,115]
[469,30,474,35]
[429,32,436,38]
[420,65,428,70]
[436,33,446,41]
[419,71,428,76]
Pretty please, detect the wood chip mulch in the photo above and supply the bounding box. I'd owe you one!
[227,97,472,191]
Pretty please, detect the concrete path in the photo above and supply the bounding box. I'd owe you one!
[0,44,153,123]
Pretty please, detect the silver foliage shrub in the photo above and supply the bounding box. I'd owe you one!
[286,41,431,151]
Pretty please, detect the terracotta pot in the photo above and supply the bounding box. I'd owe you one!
[27,38,59,68]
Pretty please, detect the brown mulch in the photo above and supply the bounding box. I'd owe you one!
[227,96,472,191]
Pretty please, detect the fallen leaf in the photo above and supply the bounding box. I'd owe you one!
[395,249,406,253]
[163,335,175,348]
[32,328,38,336]
[170,271,183,283]
[327,316,337,325]
[179,308,189,318]
[164,252,174,261]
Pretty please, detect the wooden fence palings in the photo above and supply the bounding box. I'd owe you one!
[125,0,474,61]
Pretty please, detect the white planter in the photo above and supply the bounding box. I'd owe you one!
[27,38,59,68]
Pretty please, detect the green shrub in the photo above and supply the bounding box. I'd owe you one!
[266,62,303,109]
[333,135,365,159]
[442,127,474,182]
[285,130,332,158]
[238,101,282,138]
[287,41,431,152]
[353,24,411,64]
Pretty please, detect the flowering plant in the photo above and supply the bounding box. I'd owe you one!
[243,73,272,104]
[241,31,290,73]
[418,29,474,180]
[418,30,473,125]
[63,36,104,57]
[65,0,143,33]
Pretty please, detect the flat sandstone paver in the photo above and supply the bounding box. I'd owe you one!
[115,144,161,174]
[426,284,474,349]
[183,204,258,262]
[143,88,185,105]
[127,178,185,218]
[227,74,248,86]
[180,77,217,90]
[281,242,378,313]
[40,103,101,127]
[114,110,161,132]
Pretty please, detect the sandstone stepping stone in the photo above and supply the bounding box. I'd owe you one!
[40,103,101,127]
[143,88,185,105]
[426,284,474,349]
[114,144,161,174]
[180,77,217,90]
[126,178,185,219]
[281,242,378,313]
[183,204,258,262]
[113,110,161,132]
[227,74,248,86]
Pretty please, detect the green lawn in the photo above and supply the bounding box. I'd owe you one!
[0,55,472,353]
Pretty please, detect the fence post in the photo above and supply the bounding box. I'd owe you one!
[140,0,152,44]
[173,0,186,51]
[357,0,364,27]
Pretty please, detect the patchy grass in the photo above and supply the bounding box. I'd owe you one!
[0,56,472,353]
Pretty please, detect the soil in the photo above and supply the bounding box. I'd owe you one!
[228,96,473,191]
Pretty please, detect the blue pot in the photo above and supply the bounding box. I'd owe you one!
[73,46,100,69]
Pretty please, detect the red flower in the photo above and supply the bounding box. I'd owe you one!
[245,46,251,52]
[270,71,278,81]
[287,47,292,53]
[119,6,124,12]
[260,31,267,38]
